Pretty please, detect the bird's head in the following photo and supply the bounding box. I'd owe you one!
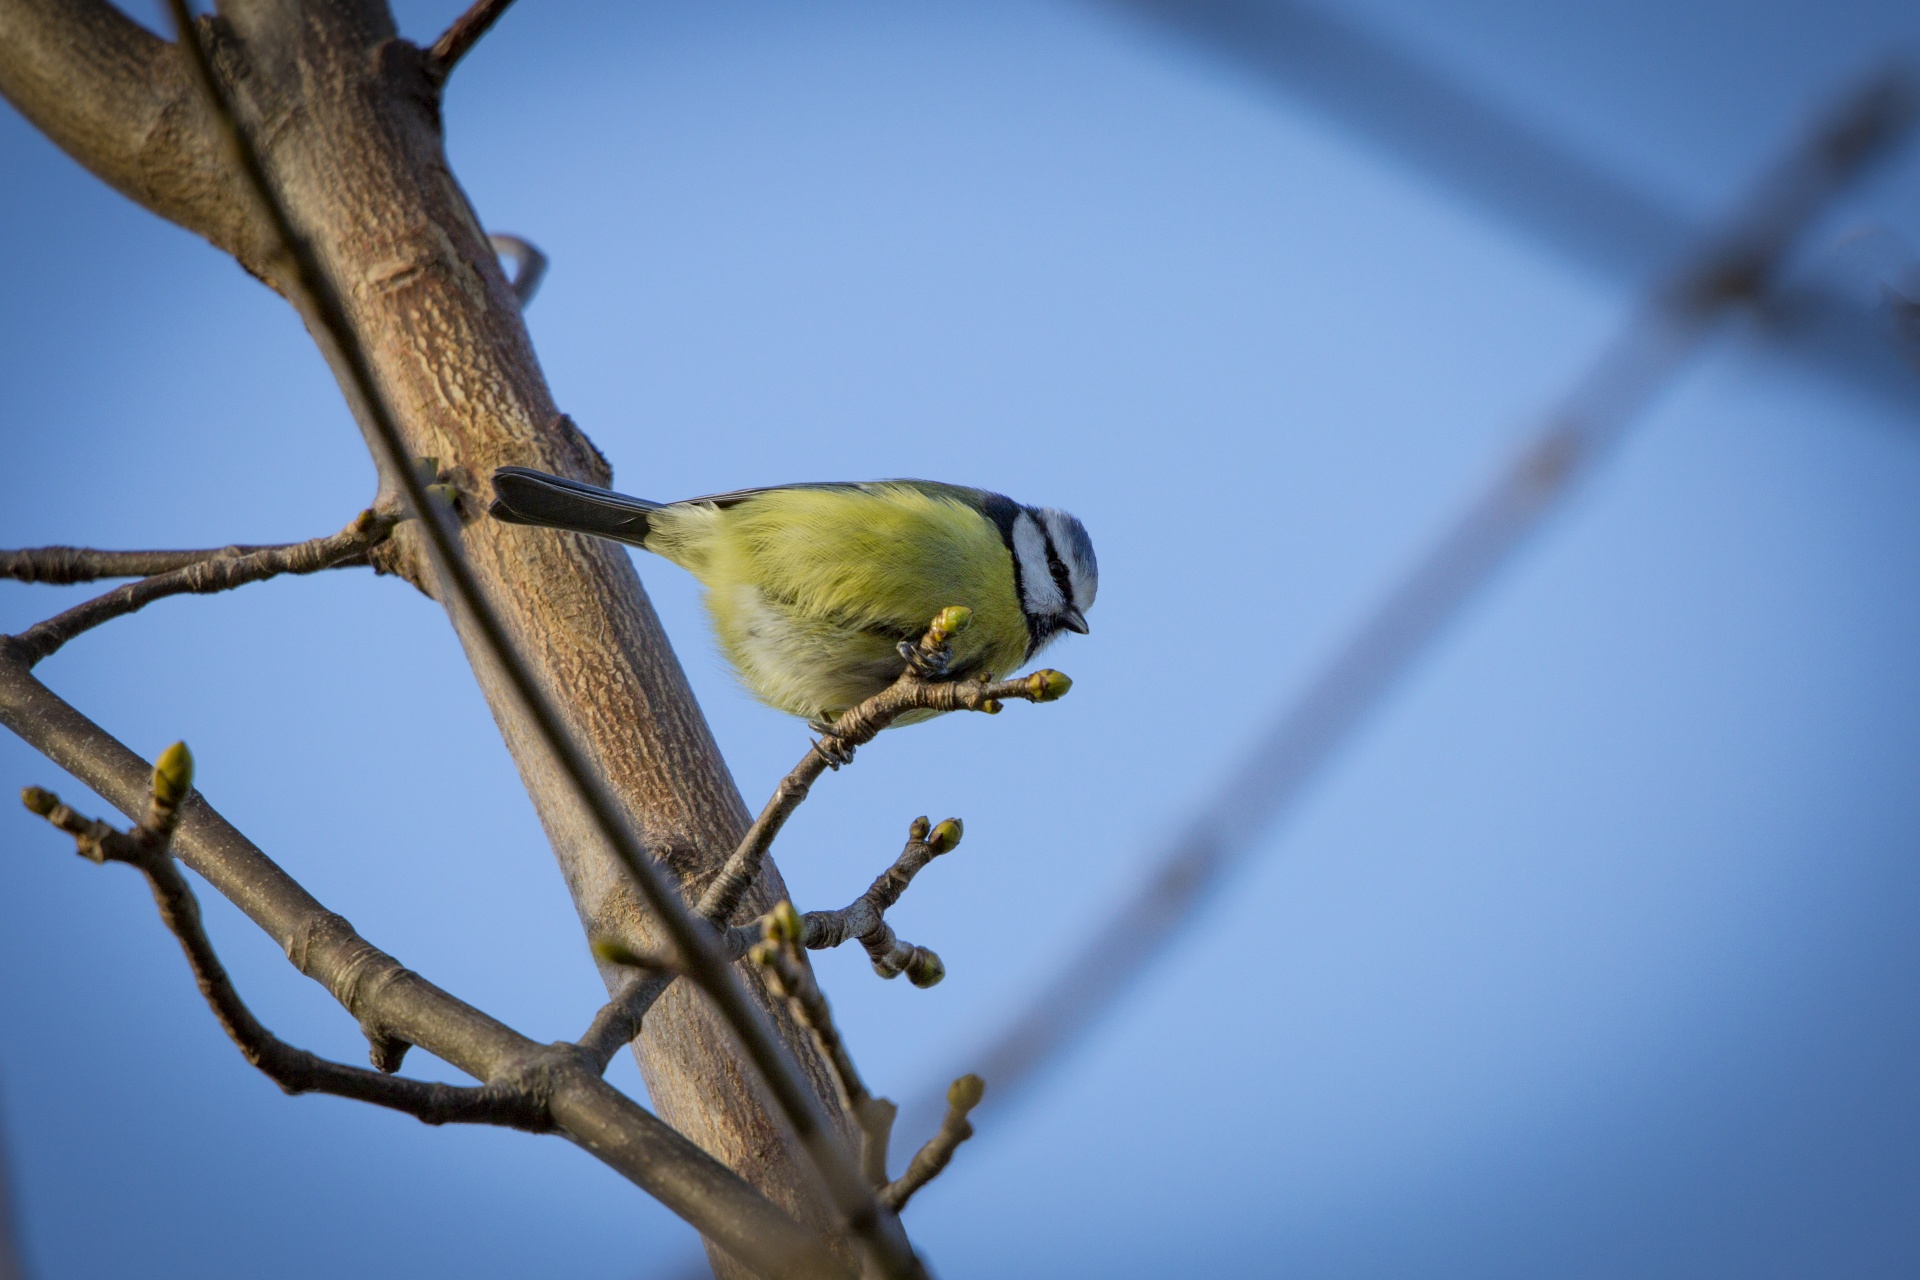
[1012,505,1098,655]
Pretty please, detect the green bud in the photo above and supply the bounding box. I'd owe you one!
[411,456,441,487]
[947,1073,985,1111]
[1028,670,1072,702]
[908,950,946,989]
[20,786,58,817]
[908,815,931,842]
[591,937,647,968]
[153,742,194,806]
[425,482,460,511]
[979,699,1002,715]
[764,900,804,945]
[926,818,963,854]
[930,605,972,639]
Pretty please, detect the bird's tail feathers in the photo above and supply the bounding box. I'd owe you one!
[488,466,660,547]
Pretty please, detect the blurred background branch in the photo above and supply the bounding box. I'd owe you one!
[913,64,1917,1135]
[1095,0,1920,418]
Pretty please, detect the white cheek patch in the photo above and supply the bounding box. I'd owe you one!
[1012,512,1065,616]
[1040,508,1097,610]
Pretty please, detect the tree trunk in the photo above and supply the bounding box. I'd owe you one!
[0,1,853,1273]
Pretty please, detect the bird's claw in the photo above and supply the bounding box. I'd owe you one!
[810,735,855,770]
[897,638,952,680]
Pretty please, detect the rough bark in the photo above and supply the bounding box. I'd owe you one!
[0,1,854,1272]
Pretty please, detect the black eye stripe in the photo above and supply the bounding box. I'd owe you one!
[1039,524,1074,606]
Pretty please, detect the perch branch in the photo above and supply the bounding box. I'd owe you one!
[1,509,396,668]
[881,1077,983,1213]
[752,906,898,1190]
[425,0,520,83]
[0,657,848,1280]
[162,7,919,1270]
[699,607,1070,926]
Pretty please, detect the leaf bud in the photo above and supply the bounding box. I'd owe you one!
[765,899,804,945]
[930,605,972,640]
[947,1073,986,1111]
[908,815,931,842]
[907,949,946,989]
[926,819,963,854]
[1027,670,1072,702]
[153,742,195,806]
[591,937,647,968]
[20,786,57,817]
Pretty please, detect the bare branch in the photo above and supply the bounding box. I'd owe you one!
[0,0,270,266]
[1,509,396,668]
[752,907,898,1191]
[699,608,1071,927]
[911,67,1919,1137]
[576,968,674,1076]
[425,0,520,83]
[881,1077,982,1213]
[22,771,543,1131]
[0,656,848,1280]
[489,233,549,307]
[725,818,963,989]
[2,545,290,585]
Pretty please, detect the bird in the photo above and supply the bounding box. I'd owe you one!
[488,466,1096,726]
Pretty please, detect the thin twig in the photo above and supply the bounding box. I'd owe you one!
[1,509,395,667]
[489,234,548,308]
[576,968,674,1075]
[881,1077,983,1213]
[909,68,1918,1137]
[752,906,898,1190]
[699,608,1070,926]
[3,544,289,584]
[161,7,920,1270]
[425,0,519,83]
[725,817,964,988]
[22,762,549,1130]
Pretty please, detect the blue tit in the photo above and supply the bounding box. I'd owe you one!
[488,467,1097,725]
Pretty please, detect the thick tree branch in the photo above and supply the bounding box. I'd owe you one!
[1,509,396,668]
[0,655,848,1280]
[699,608,1071,927]
[162,8,917,1270]
[0,0,270,264]
[425,0,519,83]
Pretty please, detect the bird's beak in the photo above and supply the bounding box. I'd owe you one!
[1061,607,1090,635]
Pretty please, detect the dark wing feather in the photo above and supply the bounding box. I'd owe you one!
[489,467,661,546]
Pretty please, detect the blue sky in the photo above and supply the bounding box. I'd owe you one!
[3,1,1920,1276]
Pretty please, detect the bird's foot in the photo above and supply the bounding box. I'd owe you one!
[897,638,952,681]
